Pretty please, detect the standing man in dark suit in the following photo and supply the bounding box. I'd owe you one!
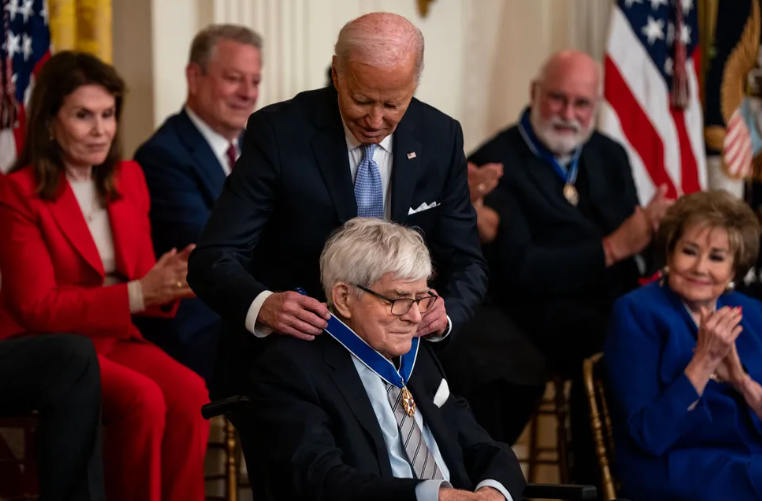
[187,13,487,399]
[245,218,524,501]
[468,49,674,480]
[133,25,262,382]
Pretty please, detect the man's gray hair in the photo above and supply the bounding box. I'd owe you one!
[320,218,433,306]
[189,24,263,71]
[334,12,424,82]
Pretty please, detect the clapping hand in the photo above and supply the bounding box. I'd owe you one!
[467,162,503,204]
[643,184,675,233]
[140,244,197,308]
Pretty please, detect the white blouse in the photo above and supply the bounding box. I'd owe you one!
[68,178,145,313]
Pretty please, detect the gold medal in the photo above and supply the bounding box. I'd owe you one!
[563,183,579,206]
[401,386,416,417]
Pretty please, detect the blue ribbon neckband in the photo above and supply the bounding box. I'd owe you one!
[517,108,582,206]
[295,288,420,416]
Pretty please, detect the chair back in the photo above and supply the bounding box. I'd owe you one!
[582,353,619,500]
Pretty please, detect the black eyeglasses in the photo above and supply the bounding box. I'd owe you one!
[355,285,438,316]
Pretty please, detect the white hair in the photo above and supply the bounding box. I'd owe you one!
[320,218,433,306]
[334,12,424,82]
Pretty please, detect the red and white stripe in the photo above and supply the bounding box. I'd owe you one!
[600,6,706,204]
[724,109,753,179]
[0,50,49,174]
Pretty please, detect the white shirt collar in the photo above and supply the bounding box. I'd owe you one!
[184,105,238,160]
[339,112,393,154]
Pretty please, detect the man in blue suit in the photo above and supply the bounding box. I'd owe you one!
[133,24,263,383]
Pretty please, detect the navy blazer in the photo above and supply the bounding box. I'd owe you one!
[605,282,762,501]
[187,86,488,398]
[132,110,235,381]
[240,333,526,501]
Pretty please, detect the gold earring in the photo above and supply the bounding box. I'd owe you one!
[725,281,735,293]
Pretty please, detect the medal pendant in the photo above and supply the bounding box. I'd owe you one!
[401,386,416,417]
[563,183,579,206]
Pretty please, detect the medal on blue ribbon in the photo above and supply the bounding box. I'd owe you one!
[294,288,420,416]
[518,108,582,206]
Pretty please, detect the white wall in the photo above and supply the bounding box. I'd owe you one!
[113,0,611,157]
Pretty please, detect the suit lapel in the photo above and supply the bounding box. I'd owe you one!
[310,92,356,223]
[390,115,422,223]
[174,110,227,202]
[47,178,104,277]
[322,337,393,477]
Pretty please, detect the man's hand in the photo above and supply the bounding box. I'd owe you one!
[467,162,503,203]
[258,291,330,341]
[642,183,675,232]
[473,486,506,501]
[416,290,448,338]
[439,487,477,501]
[602,206,653,267]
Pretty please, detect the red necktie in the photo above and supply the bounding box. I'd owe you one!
[226,143,237,172]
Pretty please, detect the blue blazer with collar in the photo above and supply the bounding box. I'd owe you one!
[132,109,238,381]
[604,282,762,501]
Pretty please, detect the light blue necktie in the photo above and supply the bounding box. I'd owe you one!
[354,144,384,218]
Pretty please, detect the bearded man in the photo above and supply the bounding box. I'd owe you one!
[464,50,673,481]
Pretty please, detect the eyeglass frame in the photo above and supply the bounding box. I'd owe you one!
[354,284,439,316]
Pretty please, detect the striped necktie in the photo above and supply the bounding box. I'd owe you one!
[386,383,443,480]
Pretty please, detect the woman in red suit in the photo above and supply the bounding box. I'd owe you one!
[0,52,209,501]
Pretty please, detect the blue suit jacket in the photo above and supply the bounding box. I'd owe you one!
[604,282,762,501]
[132,110,237,381]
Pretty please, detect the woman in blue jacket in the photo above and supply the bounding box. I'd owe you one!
[605,190,762,501]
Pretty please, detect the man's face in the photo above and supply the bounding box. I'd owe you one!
[186,39,261,140]
[337,273,429,359]
[529,66,598,156]
[332,54,417,144]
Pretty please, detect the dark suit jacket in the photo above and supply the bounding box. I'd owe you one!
[132,110,229,381]
[187,86,488,398]
[469,125,642,368]
[240,333,526,501]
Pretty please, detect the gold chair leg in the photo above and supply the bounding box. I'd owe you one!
[224,417,238,501]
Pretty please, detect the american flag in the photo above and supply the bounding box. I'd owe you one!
[600,0,707,204]
[0,0,51,174]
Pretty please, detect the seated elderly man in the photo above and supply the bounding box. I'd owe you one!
[241,218,525,501]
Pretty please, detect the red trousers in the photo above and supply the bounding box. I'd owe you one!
[99,340,210,501]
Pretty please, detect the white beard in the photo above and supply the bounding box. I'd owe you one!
[530,106,594,156]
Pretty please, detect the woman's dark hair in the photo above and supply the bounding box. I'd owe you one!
[11,51,125,202]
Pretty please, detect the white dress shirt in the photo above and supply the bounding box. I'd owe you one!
[244,116,450,339]
[351,356,513,501]
[185,105,239,175]
[68,178,144,312]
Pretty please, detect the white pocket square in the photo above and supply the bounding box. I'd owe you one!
[408,201,440,215]
[433,378,450,408]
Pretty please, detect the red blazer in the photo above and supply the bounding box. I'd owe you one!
[0,160,178,354]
